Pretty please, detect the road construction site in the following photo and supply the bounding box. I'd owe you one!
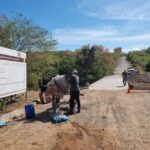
[0,57,150,150]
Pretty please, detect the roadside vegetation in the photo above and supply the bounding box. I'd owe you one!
[127,47,150,72]
[27,45,121,89]
[0,13,122,90]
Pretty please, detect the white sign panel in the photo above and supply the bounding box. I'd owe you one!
[0,46,26,98]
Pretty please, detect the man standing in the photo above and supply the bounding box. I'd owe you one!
[122,70,128,86]
[70,69,80,114]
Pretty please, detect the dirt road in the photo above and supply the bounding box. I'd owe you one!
[0,57,150,150]
[115,56,131,74]
[89,56,130,90]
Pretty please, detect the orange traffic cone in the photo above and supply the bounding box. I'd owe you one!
[127,85,131,94]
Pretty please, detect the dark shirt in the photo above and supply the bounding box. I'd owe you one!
[70,74,80,92]
[40,78,47,92]
[122,71,128,79]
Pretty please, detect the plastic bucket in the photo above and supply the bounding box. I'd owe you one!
[25,104,35,119]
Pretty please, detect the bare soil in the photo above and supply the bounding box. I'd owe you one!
[1,57,150,150]
[0,90,150,150]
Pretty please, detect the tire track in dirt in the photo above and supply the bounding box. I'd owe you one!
[56,121,121,150]
[69,90,150,150]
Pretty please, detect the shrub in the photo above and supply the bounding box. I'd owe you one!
[145,61,150,72]
[27,45,120,89]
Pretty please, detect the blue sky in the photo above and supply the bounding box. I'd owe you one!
[0,0,150,51]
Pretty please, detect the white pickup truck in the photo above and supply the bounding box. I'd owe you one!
[127,67,139,75]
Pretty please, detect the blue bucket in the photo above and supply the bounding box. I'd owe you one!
[25,104,35,119]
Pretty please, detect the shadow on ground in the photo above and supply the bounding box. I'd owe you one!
[16,105,71,124]
[16,108,53,124]
[116,85,125,88]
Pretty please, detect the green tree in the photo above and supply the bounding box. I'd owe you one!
[0,15,13,48]
[10,14,57,52]
[58,59,75,75]
[75,44,116,85]
[0,14,57,52]
[145,47,150,53]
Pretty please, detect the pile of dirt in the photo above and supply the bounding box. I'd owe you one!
[56,122,120,150]
[128,73,150,82]
[128,73,150,90]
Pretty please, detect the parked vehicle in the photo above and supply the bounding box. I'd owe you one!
[127,68,139,75]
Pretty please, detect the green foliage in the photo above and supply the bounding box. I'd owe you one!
[58,59,76,75]
[145,61,150,72]
[127,49,150,72]
[27,72,39,90]
[0,15,13,48]
[0,99,6,111]
[27,51,60,89]
[27,45,119,89]
[75,45,116,85]
[143,47,150,54]
[0,13,57,52]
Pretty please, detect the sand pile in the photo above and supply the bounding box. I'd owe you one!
[128,73,150,90]
[56,122,120,150]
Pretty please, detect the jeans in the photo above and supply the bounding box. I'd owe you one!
[123,77,127,86]
[70,91,80,113]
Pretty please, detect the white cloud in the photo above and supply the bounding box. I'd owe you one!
[54,0,150,50]
[78,0,150,20]
[54,27,150,44]
[54,27,150,51]
[103,33,150,42]
[53,28,117,44]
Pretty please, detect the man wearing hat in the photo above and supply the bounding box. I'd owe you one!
[69,69,80,113]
